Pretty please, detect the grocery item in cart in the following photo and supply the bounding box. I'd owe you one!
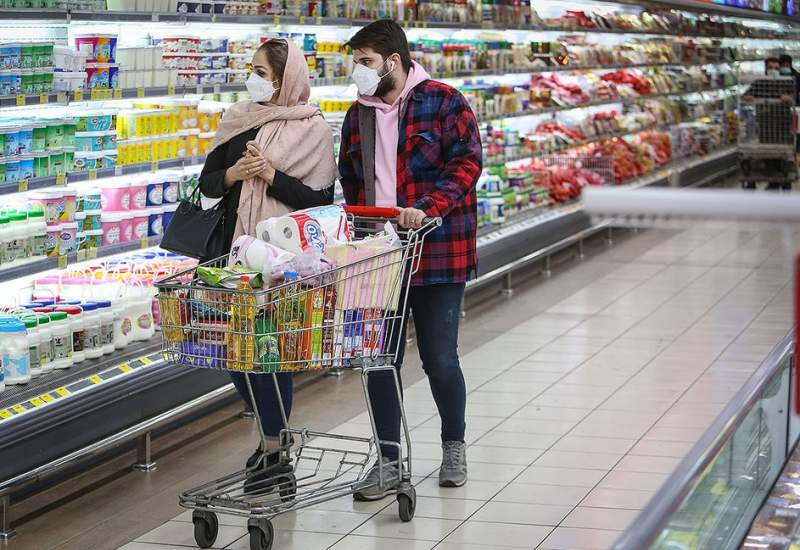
[291,204,352,244]
[255,212,326,255]
[197,265,263,290]
[227,234,294,278]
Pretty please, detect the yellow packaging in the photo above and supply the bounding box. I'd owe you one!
[167,136,180,159]
[138,138,151,163]
[187,129,200,157]
[159,137,170,160]
[117,141,133,165]
[227,293,258,370]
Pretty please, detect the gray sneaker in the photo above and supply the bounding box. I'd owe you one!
[353,457,401,501]
[439,441,467,487]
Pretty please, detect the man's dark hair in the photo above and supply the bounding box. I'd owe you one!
[780,54,794,65]
[345,19,413,73]
[766,56,780,67]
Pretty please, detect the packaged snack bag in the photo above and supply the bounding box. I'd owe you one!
[256,317,280,373]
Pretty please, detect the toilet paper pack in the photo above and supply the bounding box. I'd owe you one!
[227,234,294,276]
[256,213,326,255]
[293,205,351,244]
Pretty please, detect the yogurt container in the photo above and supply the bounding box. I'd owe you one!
[129,180,147,209]
[83,229,102,250]
[18,154,34,180]
[74,35,117,64]
[77,188,101,211]
[62,189,76,222]
[101,179,130,211]
[29,189,66,225]
[17,125,33,155]
[2,128,19,157]
[146,176,163,206]
[119,211,132,243]
[162,174,179,203]
[74,131,105,152]
[58,221,80,254]
[85,63,119,89]
[100,212,123,245]
[130,210,148,240]
[148,207,163,237]
[33,151,49,178]
[162,202,177,230]
[82,209,102,231]
[5,159,20,184]
[76,112,114,132]
[45,223,61,256]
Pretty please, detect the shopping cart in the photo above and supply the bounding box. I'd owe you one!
[737,74,798,190]
[155,206,441,550]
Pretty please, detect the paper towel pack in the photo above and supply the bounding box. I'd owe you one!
[228,235,295,276]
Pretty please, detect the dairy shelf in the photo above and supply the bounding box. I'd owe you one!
[0,155,204,196]
[1,8,799,38]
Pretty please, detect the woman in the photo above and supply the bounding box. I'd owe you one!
[199,38,337,486]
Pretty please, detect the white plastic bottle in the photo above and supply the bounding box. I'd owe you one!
[81,302,103,360]
[1,317,30,385]
[56,305,85,364]
[49,311,72,369]
[36,313,54,373]
[6,213,26,265]
[0,216,10,266]
[113,294,133,349]
[20,316,41,379]
[92,300,115,354]
[28,210,47,259]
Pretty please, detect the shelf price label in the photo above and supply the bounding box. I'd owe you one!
[87,246,98,260]
[167,85,175,96]
[0,410,12,420]
[55,387,70,398]
[140,357,153,366]
[137,87,145,98]
[299,15,305,24]
[150,160,159,172]
[15,94,25,106]
[11,405,25,414]
[17,179,28,193]
[76,249,86,262]
[56,92,67,104]
[88,374,103,385]
[74,89,84,102]
[88,168,98,180]
[210,14,216,23]
[114,88,122,99]
[39,92,48,104]
[119,364,132,372]
[55,172,66,186]
[57,254,68,269]
[315,16,322,24]
[29,397,44,408]
[273,15,280,25]
[39,394,54,403]
[140,237,149,250]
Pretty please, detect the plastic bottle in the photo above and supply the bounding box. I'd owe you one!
[28,210,47,259]
[35,313,53,373]
[113,294,133,349]
[48,311,72,369]
[81,302,103,360]
[56,305,85,363]
[90,300,114,354]
[19,316,41,379]
[0,216,9,266]
[6,213,26,265]
[1,317,30,385]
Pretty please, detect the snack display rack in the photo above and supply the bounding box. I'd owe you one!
[0,0,798,516]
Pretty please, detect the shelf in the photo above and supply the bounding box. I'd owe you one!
[0,155,204,196]
[0,235,162,284]
[0,8,798,37]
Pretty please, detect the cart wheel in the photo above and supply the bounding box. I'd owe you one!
[192,511,219,549]
[248,519,274,550]
[277,475,297,503]
[397,487,416,522]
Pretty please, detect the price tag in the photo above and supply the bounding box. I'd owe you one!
[87,246,98,260]
[140,357,153,365]
[273,15,280,25]
[119,364,132,372]
[210,14,216,23]
[55,387,70,398]
[150,160,159,172]
[88,168,98,180]
[114,166,123,176]
[11,405,26,414]
[299,15,305,24]
[140,237,149,249]
[421,20,428,28]
[55,172,66,185]
[151,12,158,21]
[213,84,220,94]
[40,394,54,403]
[15,94,25,106]
[18,179,28,193]
[74,89,84,102]
[76,249,87,262]
[315,16,322,24]
[39,92,48,104]
[167,85,175,96]
[58,254,68,269]
[88,374,103,384]
[29,397,44,407]
[196,85,203,95]
[0,410,12,420]
[114,87,122,99]
[90,88,102,101]
[137,87,145,98]
[56,91,67,104]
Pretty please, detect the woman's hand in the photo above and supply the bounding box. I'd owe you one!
[245,140,276,185]
[224,154,266,187]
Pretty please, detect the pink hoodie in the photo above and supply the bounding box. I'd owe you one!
[357,61,431,207]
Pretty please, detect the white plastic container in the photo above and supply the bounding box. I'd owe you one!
[81,302,103,360]
[113,296,132,349]
[36,313,54,373]
[1,317,30,385]
[28,210,47,259]
[92,300,115,354]
[20,316,41,379]
[59,276,88,303]
[57,305,86,364]
[128,281,155,341]
[49,311,72,369]
[6,214,27,265]
[0,216,10,266]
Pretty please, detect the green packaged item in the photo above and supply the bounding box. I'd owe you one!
[21,70,34,94]
[197,265,263,290]
[46,123,63,149]
[20,44,34,69]
[256,318,280,373]
[63,147,74,173]
[32,124,46,152]
[33,152,49,178]
[49,150,65,176]
[62,119,76,147]
[0,159,5,184]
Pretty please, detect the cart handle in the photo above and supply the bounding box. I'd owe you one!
[342,206,442,227]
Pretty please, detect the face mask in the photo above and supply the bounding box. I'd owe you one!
[781,67,792,75]
[246,72,278,102]
[767,69,780,77]
[351,58,395,96]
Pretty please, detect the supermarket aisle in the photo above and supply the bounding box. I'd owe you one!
[115,220,796,550]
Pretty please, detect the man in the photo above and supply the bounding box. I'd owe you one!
[338,19,482,499]
[779,54,800,102]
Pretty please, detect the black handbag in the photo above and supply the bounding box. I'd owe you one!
[160,185,227,260]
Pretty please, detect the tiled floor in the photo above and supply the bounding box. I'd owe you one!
[113,221,796,550]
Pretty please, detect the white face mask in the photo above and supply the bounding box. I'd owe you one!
[351,58,394,96]
[767,69,780,77]
[246,72,278,102]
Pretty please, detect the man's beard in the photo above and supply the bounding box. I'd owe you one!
[375,73,396,98]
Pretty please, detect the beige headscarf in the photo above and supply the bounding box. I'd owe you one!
[210,39,338,241]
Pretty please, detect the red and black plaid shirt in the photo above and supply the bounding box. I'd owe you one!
[338,79,483,286]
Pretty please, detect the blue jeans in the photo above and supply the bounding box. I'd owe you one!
[368,283,467,461]
[230,372,293,440]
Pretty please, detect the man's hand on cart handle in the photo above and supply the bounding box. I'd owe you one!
[343,206,440,228]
